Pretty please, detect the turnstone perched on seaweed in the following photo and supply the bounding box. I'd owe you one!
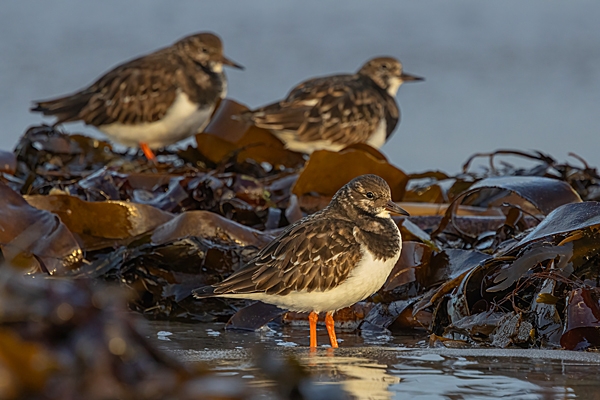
[240,57,423,154]
[31,32,243,161]
[193,174,408,348]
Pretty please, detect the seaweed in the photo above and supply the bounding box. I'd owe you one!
[2,118,600,353]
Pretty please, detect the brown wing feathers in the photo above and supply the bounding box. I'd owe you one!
[245,74,392,146]
[207,216,362,296]
[83,62,178,126]
[31,91,95,125]
[33,55,180,127]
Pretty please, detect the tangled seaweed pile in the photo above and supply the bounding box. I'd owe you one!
[0,266,341,400]
[1,99,600,367]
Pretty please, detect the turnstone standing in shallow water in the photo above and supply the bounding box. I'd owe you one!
[239,57,423,154]
[193,174,408,348]
[32,32,243,161]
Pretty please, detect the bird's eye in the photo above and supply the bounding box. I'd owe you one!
[201,47,209,53]
[366,192,375,199]
[381,63,388,69]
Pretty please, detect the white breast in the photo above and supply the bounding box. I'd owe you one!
[274,130,347,154]
[221,230,402,313]
[98,91,214,149]
[275,121,387,154]
[365,120,387,149]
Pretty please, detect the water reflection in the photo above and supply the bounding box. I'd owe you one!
[148,321,600,399]
[302,355,400,400]
[391,353,571,399]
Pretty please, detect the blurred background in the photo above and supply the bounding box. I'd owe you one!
[1,0,599,173]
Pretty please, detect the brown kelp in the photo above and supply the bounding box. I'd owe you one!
[2,102,600,352]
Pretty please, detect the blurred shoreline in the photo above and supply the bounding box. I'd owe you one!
[2,1,599,173]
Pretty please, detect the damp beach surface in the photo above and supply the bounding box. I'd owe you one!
[148,321,600,399]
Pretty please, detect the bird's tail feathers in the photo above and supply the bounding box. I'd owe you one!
[31,92,94,125]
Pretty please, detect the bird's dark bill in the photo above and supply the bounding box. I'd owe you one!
[385,200,409,216]
[222,56,244,69]
[400,72,424,82]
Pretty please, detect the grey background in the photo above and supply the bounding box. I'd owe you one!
[1,1,599,173]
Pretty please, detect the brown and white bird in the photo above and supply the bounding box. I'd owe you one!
[239,57,423,154]
[193,174,408,348]
[31,32,243,161]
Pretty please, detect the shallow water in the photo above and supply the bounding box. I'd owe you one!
[147,321,600,399]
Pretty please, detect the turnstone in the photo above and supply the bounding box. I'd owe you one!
[239,57,423,154]
[31,32,243,161]
[193,174,408,348]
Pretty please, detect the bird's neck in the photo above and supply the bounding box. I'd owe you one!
[327,198,394,235]
[353,213,401,261]
[386,77,402,96]
[356,212,397,236]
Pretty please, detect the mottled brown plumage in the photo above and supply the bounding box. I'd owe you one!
[241,57,423,154]
[211,216,362,296]
[193,174,406,301]
[31,32,242,155]
[193,174,408,348]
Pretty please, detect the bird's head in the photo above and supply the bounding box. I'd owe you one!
[332,174,409,219]
[176,32,244,72]
[358,57,423,96]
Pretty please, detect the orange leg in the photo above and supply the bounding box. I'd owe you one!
[309,311,318,348]
[140,142,157,162]
[325,312,338,348]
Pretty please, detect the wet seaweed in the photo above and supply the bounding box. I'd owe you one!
[0,265,344,399]
[2,116,600,354]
